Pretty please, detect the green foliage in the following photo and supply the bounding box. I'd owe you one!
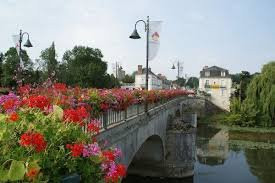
[8,160,26,181]
[122,74,135,83]
[1,47,34,87]
[223,113,243,126]
[40,42,58,78]
[173,77,186,87]
[229,62,275,127]
[185,77,199,88]
[0,45,120,89]
[230,97,242,113]
[60,46,109,88]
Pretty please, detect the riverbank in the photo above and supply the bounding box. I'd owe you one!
[199,113,275,150]
[199,112,275,133]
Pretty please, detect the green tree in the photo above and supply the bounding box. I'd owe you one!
[242,62,275,126]
[0,52,3,86]
[61,46,108,88]
[173,77,186,87]
[1,47,33,87]
[40,42,58,78]
[185,77,199,88]
[122,74,135,83]
[104,74,120,88]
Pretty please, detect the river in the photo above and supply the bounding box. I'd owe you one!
[123,123,275,183]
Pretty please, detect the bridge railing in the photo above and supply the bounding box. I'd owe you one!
[90,98,181,131]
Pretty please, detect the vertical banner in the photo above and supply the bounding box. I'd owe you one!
[12,35,20,55]
[12,35,24,68]
[148,21,162,61]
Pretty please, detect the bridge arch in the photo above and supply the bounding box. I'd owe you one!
[127,135,165,177]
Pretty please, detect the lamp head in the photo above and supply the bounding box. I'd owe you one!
[129,29,141,39]
[171,64,176,69]
[24,38,33,47]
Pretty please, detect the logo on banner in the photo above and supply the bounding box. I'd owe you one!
[152,32,160,42]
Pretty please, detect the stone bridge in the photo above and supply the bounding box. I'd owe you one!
[95,96,213,178]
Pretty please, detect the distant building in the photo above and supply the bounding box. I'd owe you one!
[157,74,172,89]
[117,66,125,81]
[199,66,232,111]
[135,65,162,90]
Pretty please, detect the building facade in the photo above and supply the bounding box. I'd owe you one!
[199,66,232,111]
[135,65,163,90]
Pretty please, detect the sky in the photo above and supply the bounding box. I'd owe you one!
[1,0,275,80]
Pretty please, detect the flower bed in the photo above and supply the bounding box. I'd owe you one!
[0,83,192,182]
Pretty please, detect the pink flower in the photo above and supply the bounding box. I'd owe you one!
[82,143,101,157]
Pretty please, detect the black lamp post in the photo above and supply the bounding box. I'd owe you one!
[129,16,150,112]
[171,61,180,79]
[18,29,33,85]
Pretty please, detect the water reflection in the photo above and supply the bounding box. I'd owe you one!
[123,124,275,183]
[196,124,229,166]
[245,148,275,183]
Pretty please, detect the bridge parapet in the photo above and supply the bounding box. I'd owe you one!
[90,97,187,132]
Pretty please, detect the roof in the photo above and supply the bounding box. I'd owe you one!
[203,66,228,72]
[200,65,230,78]
[136,68,158,77]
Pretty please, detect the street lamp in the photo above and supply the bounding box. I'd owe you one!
[18,29,33,85]
[129,16,150,112]
[171,61,181,79]
[19,29,33,66]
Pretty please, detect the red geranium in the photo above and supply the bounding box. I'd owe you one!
[87,119,101,134]
[66,143,84,157]
[53,83,67,93]
[26,167,39,179]
[3,99,16,111]
[20,132,47,152]
[23,95,50,111]
[9,112,19,122]
[116,164,126,177]
[63,106,89,126]
[102,150,115,162]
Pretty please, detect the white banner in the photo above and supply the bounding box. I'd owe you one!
[12,35,20,55]
[12,34,24,68]
[148,21,162,61]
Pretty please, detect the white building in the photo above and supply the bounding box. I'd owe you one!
[135,65,162,90]
[199,66,232,111]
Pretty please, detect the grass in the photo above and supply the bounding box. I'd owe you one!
[199,112,275,134]
[229,140,275,149]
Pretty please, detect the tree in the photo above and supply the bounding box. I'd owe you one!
[122,74,135,83]
[61,46,108,88]
[40,42,58,78]
[185,77,199,89]
[104,74,120,88]
[173,77,186,87]
[0,52,3,85]
[231,73,241,84]
[242,62,275,126]
[1,47,33,87]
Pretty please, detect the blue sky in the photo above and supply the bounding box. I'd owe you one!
[1,0,275,79]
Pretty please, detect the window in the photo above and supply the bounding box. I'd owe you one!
[205,80,209,88]
[205,71,210,77]
[221,80,224,87]
[221,71,225,77]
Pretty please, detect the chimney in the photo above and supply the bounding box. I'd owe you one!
[203,66,208,70]
[138,65,142,74]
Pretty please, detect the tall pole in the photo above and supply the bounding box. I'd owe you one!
[177,61,179,79]
[145,16,149,91]
[115,61,118,79]
[18,30,23,86]
[145,16,150,112]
